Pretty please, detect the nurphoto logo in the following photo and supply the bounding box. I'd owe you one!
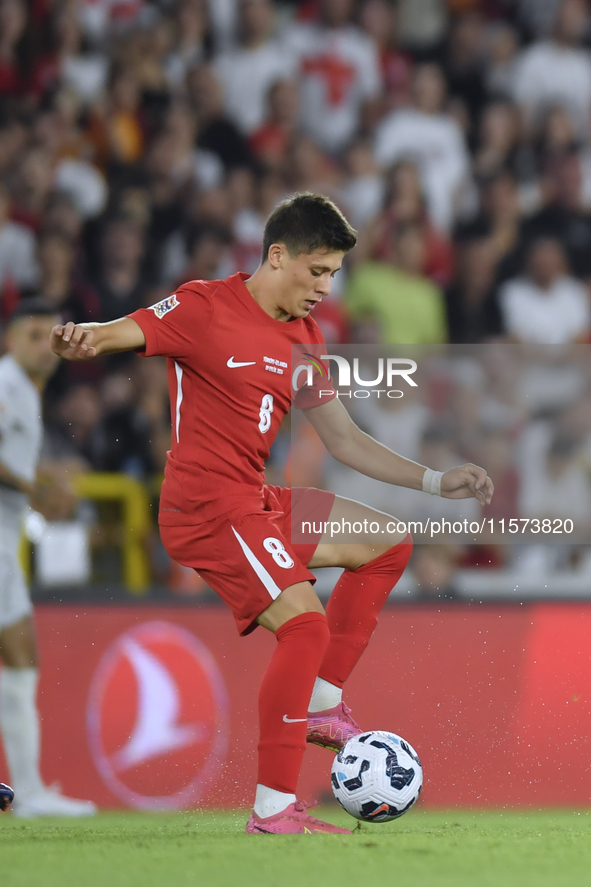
[292,354,418,399]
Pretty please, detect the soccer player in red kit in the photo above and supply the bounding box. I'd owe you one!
[51,194,493,834]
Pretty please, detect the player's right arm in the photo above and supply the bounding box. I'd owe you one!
[50,318,146,360]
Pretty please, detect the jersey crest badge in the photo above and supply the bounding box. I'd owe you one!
[150,294,179,319]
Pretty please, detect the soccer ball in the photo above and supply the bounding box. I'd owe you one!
[331,731,423,822]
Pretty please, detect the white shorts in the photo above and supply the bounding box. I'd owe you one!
[0,521,33,631]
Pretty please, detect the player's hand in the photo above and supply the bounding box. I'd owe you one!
[50,322,97,360]
[31,464,78,520]
[440,464,494,506]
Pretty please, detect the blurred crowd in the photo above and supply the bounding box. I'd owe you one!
[3,0,591,592]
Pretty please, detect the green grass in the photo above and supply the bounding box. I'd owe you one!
[2,809,591,887]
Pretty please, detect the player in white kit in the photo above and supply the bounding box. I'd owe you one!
[0,300,96,817]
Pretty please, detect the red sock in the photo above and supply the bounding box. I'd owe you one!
[318,535,413,689]
[258,612,330,793]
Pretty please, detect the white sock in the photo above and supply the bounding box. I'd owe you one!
[308,676,343,713]
[253,784,296,818]
[0,668,44,799]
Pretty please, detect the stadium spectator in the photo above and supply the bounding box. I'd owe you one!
[358,0,414,116]
[39,192,84,245]
[10,148,57,232]
[52,383,104,468]
[33,232,101,325]
[91,215,149,321]
[345,221,448,344]
[396,0,448,55]
[354,160,455,286]
[30,3,108,107]
[521,152,591,282]
[87,64,145,169]
[177,223,234,284]
[518,0,564,39]
[512,0,591,140]
[207,0,240,53]
[186,62,255,169]
[0,117,28,178]
[483,21,519,99]
[442,12,487,136]
[287,134,341,197]
[499,237,591,344]
[96,363,170,476]
[445,237,502,343]
[214,0,295,136]
[164,0,207,89]
[282,0,382,152]
[229,168,279,273]
[457,170,523,284]
[338,138,384,230]
[249,78,301,173]
[472,101,521,181]
[158,99,224,192]
[0,181,39,298]
[375,63,474,231]
[0,0,27,101]
[520,433,591,532]
[77,0,148,44]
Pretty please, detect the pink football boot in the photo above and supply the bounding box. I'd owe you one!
[246,800,351,835]
[306,701,363,752]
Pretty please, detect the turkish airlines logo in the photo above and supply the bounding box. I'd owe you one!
[87,622,229,810]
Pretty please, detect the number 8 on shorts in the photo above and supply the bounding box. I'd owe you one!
[263,537,295,568]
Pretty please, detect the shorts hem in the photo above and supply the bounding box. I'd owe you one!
[0,602,34,632]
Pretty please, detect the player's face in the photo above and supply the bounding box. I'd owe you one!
[276,247,345,319]
[7,315,61,381]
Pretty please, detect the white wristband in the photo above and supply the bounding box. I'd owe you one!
[422,468,443,496]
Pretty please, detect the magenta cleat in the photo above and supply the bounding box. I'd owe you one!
[246,800,351,835]
[306,701,363,752]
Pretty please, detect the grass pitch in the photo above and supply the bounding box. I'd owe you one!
[2,808,590,887]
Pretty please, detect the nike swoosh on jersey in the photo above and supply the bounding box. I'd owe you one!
[283,715,308,723]
[227,357,256,368]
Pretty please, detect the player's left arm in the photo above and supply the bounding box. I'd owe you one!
[302,398,494,506]
[0,459,35,496]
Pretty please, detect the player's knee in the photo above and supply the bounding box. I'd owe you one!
[358,533,414,572]
[257,581,325,632]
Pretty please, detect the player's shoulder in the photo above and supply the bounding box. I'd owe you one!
[174,277,220,299]
[175,275,238,301]
[147,278,222,319]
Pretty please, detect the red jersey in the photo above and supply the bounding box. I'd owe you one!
[129,272,335,525]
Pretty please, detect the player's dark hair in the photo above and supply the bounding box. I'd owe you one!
[7,298,61,326]
[261,192,357,262]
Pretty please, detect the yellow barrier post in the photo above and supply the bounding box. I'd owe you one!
[74,473,151,593]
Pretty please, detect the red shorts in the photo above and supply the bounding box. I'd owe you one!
[160,486,335,635]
